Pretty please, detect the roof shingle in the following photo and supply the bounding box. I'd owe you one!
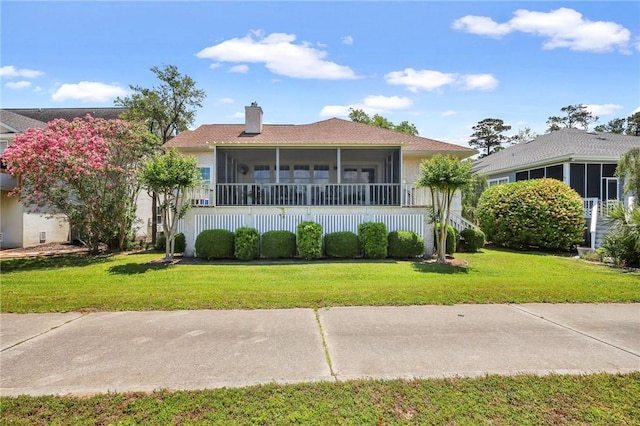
[164,117,476,155]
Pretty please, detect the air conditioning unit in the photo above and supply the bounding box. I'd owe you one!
[39,231,47,243]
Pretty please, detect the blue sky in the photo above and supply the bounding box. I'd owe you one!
[1,1,639,147]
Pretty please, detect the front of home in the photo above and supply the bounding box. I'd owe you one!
[165,104,477,256]
[473,128,640,248]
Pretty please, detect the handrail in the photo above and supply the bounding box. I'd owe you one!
[449,213,479,232]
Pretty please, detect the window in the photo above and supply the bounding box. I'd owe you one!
[313,165,330,184]
[278,165,290,183]
[515,171,528,181]
[294,165,310,184]
[198,167,211,184]
[0,140,8,170]
[488,177,509,187]
[253,165,271,184]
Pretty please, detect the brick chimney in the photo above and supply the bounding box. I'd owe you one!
[244,102,263,134]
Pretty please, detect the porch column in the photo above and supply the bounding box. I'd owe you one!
[212,146,217,206]
[337,148,341,184]
[563,162,570,186]
[276,148,280,183]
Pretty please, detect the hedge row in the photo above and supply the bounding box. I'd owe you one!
[193,222,425,260]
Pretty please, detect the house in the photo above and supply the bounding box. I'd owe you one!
[0,108,154,248]
[472,128,640,248]
[164,103,477,256]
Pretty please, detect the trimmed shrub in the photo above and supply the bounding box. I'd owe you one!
[297,221,323,260]
[324,231,359,259]
[155,232,186,253]
[435,224,458,255]
[195,229,235,259]
[261,230,296,259]
[460,228,486,252]
[477,178,584,250]
[388,230,424,258]
[234,227,260,261]
[358,222,388,259]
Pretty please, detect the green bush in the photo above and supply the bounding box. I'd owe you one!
[234,227,260,261]
[261,230,296,259]
[195,229,235,259]
[435,224,458,255]
[460,228,486,252]
[600,206,640,267]
[297,221,323,260]
[477,178,584,250]
[155,232,186,253]
[358,222,388,259]
[388,230,424,258]
[324,231,359,258]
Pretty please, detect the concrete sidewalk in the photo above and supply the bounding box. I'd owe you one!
[1,304,639,396]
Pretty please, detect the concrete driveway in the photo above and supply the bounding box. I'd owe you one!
[1,303,638,396]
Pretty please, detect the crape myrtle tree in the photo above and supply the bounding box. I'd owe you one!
[469,118,512,157]
[416,155,474,264]
[139,149,201,263]
[115,64,206,243]
[1,116,159,253]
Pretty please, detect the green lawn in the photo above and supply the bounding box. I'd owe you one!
[2,373,638,425]
[1,247,638,313]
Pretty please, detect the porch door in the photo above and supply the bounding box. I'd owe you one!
[342,166,375,204]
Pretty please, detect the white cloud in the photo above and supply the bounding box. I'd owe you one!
[632,106,640,114]
[320,95,413,117]
[585,103,623,116]
[441,110,457,117]
[34,86,43,93]
[460,74,499,91]
[51,81,128,103]
[451,15,510,38]
[209,63,223,70]
[196,31,359,80]
[453,7,632,53]
[385,68,498,92]
[226,112,245,120]
[341,35,354,46]
[5,81,31,90]
[385,68,457,92]
[218,97,235,104]
[229,64,249,73]
[0,65,44,79]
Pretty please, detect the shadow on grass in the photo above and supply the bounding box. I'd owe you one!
[411,261,469,274]
[108,262,169,275]
[0,254,114,273]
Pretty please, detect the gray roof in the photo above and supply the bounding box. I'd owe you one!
[473,128,640,175]
[4,108,125,123]
[0,110,47,133]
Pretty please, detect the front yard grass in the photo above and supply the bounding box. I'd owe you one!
[2,373,639,425]
[1,247,638,313]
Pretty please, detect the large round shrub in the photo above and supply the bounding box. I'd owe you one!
[261,230,296,259]
[155,232,186,253]
[297,221,323,260]
[358,222,388,259]
[195,229,235,259]
[435,224,458,255]
[460,228,486,252]
[477,178,584,250]
[324,231,359,258]
[234,227,260,261]
[388,230,424,258]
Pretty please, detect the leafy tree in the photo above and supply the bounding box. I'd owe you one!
[593,112,640,136]
[594,118,626,134]
[348,108,419,136]
[116,64,206,243]
[1,116,158,253]
[546,104,598,132]
[510,126,538,144]
[601,205,640,267]
[469,118,512,157]
[626,112,640,136]
[139,149,201,262]
[416,155,473,264]
[616,147,640,199]
[461,173,488,224]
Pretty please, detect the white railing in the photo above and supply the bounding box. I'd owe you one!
[449,213,479,233]
[187,183,434,208]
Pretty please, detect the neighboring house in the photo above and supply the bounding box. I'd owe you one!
[0,108,153,248]
[472,128,640,248]
[164,103,477,256]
